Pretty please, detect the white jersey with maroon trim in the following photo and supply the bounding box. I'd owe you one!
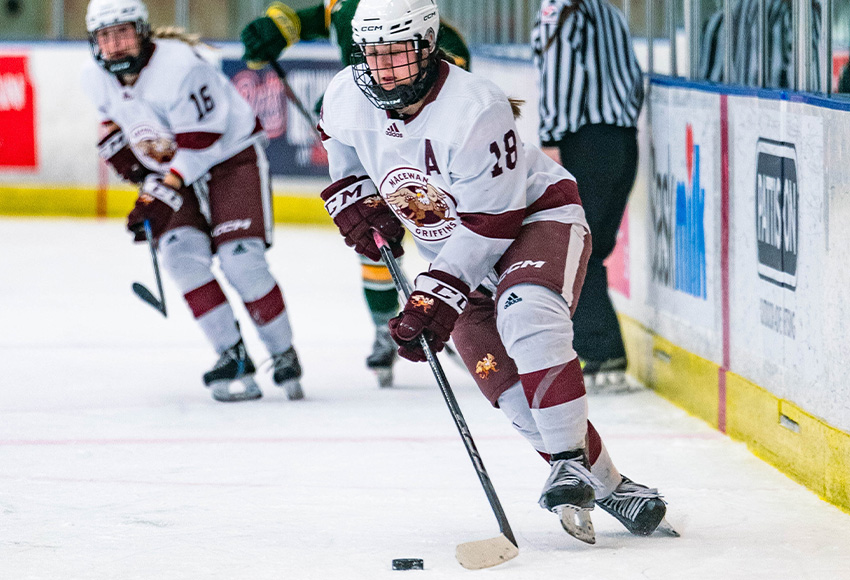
[319,60,588,291]
[81,39,262,186]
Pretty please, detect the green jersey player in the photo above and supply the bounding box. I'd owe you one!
[240,0,470,388]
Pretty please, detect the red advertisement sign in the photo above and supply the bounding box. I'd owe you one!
[0,54,37,169]
[605,206,631,298]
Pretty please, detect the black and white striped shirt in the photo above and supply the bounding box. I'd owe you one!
[532,0,644,143]
[698,0,821,89]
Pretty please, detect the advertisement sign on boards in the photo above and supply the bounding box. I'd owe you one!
[0,54,37,169]
[223,59,341,178]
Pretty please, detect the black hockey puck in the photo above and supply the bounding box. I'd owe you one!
[392,558,424,570]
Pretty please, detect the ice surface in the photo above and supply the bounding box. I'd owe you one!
[2,218,849,580]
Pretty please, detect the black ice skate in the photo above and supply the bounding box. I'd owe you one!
[366,326,396,388]
[272,346,304,400]
[203,338,262,402]
[539,449,599,544]
[596,475,678,536]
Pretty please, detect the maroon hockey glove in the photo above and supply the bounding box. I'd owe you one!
[321,176,404,261]
[98,127,151,184]
[127,175,183,242]
[388,270,470,362]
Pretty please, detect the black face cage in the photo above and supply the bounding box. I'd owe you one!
[350,39,440,111]
[88,20,152,76]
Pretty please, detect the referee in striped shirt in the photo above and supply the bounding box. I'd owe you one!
[532,0,643,389]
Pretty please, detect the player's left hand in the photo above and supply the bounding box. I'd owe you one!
[388,271,470,362]
[127,174,183,242]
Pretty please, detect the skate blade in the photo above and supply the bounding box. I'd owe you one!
[559,507,596,544]
[655,517,680,537]
[276,378,304,400]
[210,376,262,402]
[374,367,393,388]
[455,533,518,570]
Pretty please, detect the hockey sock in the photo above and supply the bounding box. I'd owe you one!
[184,279,241,353]
[498,381,547,453]
[519,357,588,454]
[587,420,622,497]
[499,381,621,494]
[159,227,241,353]
[217,238,294,356]
[244,284,294,355]
[361,257,399,327]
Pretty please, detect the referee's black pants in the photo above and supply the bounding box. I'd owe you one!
[554,124,638,365]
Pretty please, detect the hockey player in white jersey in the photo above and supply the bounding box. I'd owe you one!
[318,0,671,543]
[81,0,304,403]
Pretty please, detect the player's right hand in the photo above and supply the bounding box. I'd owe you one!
[321,177,405,262]
[127,175,183,242]
[241,3,301,69]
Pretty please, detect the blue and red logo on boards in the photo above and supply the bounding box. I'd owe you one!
[652,124,707,299]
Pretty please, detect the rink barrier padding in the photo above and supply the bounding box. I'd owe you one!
[0,184,133,218]
[622,315,850,515]
[621,76,850,516]
[0,185,332,225]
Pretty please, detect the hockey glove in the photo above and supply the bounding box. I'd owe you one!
[321,176,404,262]
[98,126,150,184]
[127,174,183,242]
[241,3,301,69]
[388,271,470,362]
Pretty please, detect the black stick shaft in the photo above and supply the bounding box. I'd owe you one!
[374,232,516,547]
[269,61,319,134]
[144,220,167,317]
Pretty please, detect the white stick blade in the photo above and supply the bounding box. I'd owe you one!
[455,534,518,570]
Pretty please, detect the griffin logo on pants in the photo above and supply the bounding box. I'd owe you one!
[476,353,499,379]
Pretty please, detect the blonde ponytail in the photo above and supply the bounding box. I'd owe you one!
[508,98,525,119]
[152,26,208,48]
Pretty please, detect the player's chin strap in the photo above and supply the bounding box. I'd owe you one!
[373,230,519,570]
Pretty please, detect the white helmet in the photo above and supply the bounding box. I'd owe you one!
[350,0,441,110]
[86,0,152,76]
[352,0,439,45]
[86,0,148,33]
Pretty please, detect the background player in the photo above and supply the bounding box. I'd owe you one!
[82,0,304,402]
[239,0,470,387]
[317,0,669,543]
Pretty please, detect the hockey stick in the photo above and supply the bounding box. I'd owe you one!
[373,231,518,570]
[269,61,319,134]
[132,219,167,317]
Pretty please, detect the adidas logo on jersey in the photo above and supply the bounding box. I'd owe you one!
[503,292,523,309]
[385,122,403,138]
